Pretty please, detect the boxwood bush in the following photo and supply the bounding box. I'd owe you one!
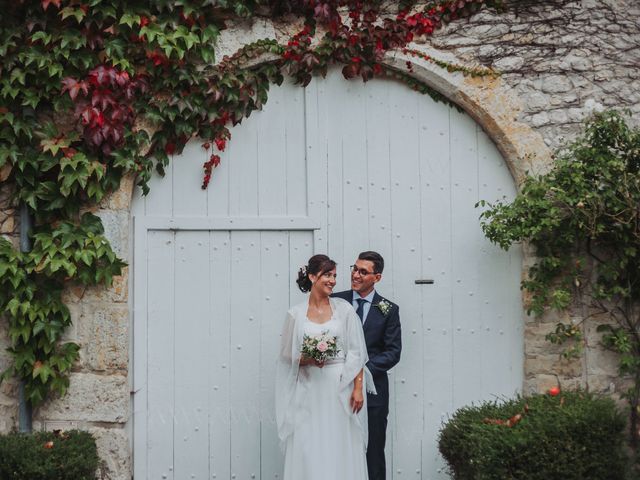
[0,430,99,480]
[438,391,627,480]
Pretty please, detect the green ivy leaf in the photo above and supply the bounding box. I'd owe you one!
[59,6,87,23]
[119,12,140,28]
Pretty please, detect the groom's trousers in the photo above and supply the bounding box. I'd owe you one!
[367,405,388,480]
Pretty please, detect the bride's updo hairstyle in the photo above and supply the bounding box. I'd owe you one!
[296,254,337,293]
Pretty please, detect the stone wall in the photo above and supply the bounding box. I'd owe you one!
[0,1,639,478]
[429,0,640,150]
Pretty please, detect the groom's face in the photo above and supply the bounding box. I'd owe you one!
[351,259,381,297]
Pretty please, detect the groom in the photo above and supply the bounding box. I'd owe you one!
[333,251,402,480]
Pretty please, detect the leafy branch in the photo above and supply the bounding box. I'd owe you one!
[479,110,640,447]
[0,213,124,405]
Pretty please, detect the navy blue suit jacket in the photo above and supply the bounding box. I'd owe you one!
[332,290,401,408]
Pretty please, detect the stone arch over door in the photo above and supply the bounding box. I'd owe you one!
[129,50,548,479]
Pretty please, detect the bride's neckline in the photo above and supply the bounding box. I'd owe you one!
[305,298,335,325]
[305,315,335,325]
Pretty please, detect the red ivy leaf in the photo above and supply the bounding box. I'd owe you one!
[61,78,87,100]
[115,71,130,87]
[214,138,226,151]
[201,153,221,189]
[94,111,105,127]
[342,63,358,79]
[87,127,104,147]
[41,0,62,11]
[80,106,96,125]
[314,3,332,19]
[91,88,115,110]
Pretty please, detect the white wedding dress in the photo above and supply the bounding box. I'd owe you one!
[275,298,374,480]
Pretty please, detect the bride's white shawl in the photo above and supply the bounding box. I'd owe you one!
[275,297,375,451]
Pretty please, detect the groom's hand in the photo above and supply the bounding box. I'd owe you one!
[350,388,364,413]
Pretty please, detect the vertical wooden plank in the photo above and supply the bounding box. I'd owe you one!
[130,182,146,219]
[325,70,347,270]
[173,231,210,479]
[259,231,291,479]
[508,244,525,391]
[388,80,423,478]
[132,217,148,480]
[362,78,395,475]
[173,141,209,216]
[285,82,308,217]
[339,77,369,278]
[419,100,454,479]
[288,231,315,307]
[209,231,232,480]
[257,84,288,216]
[477,127,510,400]
[476,128,523,398]
[207,141,231,216]
[145,230,175,480]
[229,113,259,216]
[229,231,261,478]
[364,79,393,290]
[450,110,482,411]
[144,154,174,216]
[305,79,329,255]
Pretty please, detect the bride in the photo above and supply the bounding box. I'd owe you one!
[275,254,375,480]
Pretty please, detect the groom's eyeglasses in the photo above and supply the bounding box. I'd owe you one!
[350,265,375,277]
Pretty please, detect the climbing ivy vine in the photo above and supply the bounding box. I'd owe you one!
[0,0,501,406]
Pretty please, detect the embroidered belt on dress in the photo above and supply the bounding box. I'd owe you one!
[323,357,345,366]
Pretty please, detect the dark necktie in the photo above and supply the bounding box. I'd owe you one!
[356,298,367,323]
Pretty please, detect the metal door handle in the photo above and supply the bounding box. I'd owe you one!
[415,279,434,285]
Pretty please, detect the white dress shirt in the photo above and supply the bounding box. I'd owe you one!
[351,289,376,325]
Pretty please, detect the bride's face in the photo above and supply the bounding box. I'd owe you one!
[310,268,337,297]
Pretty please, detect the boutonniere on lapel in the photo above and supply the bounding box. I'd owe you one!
[375,299,392,317]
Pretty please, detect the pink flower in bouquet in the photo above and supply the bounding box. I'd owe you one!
[317,341,329,352]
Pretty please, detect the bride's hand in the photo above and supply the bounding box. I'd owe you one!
[299,356,324,367]
[299,355,313,366]
[350,386,364,413]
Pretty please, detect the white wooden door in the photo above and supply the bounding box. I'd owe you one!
[132,69,522,479]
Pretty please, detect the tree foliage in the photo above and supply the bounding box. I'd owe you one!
[479,110,640,446]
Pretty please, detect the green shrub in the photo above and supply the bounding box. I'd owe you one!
[0,430,99,480]
[438,391,627,480]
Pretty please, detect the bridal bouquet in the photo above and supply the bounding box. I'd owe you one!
[301,331,340,362]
